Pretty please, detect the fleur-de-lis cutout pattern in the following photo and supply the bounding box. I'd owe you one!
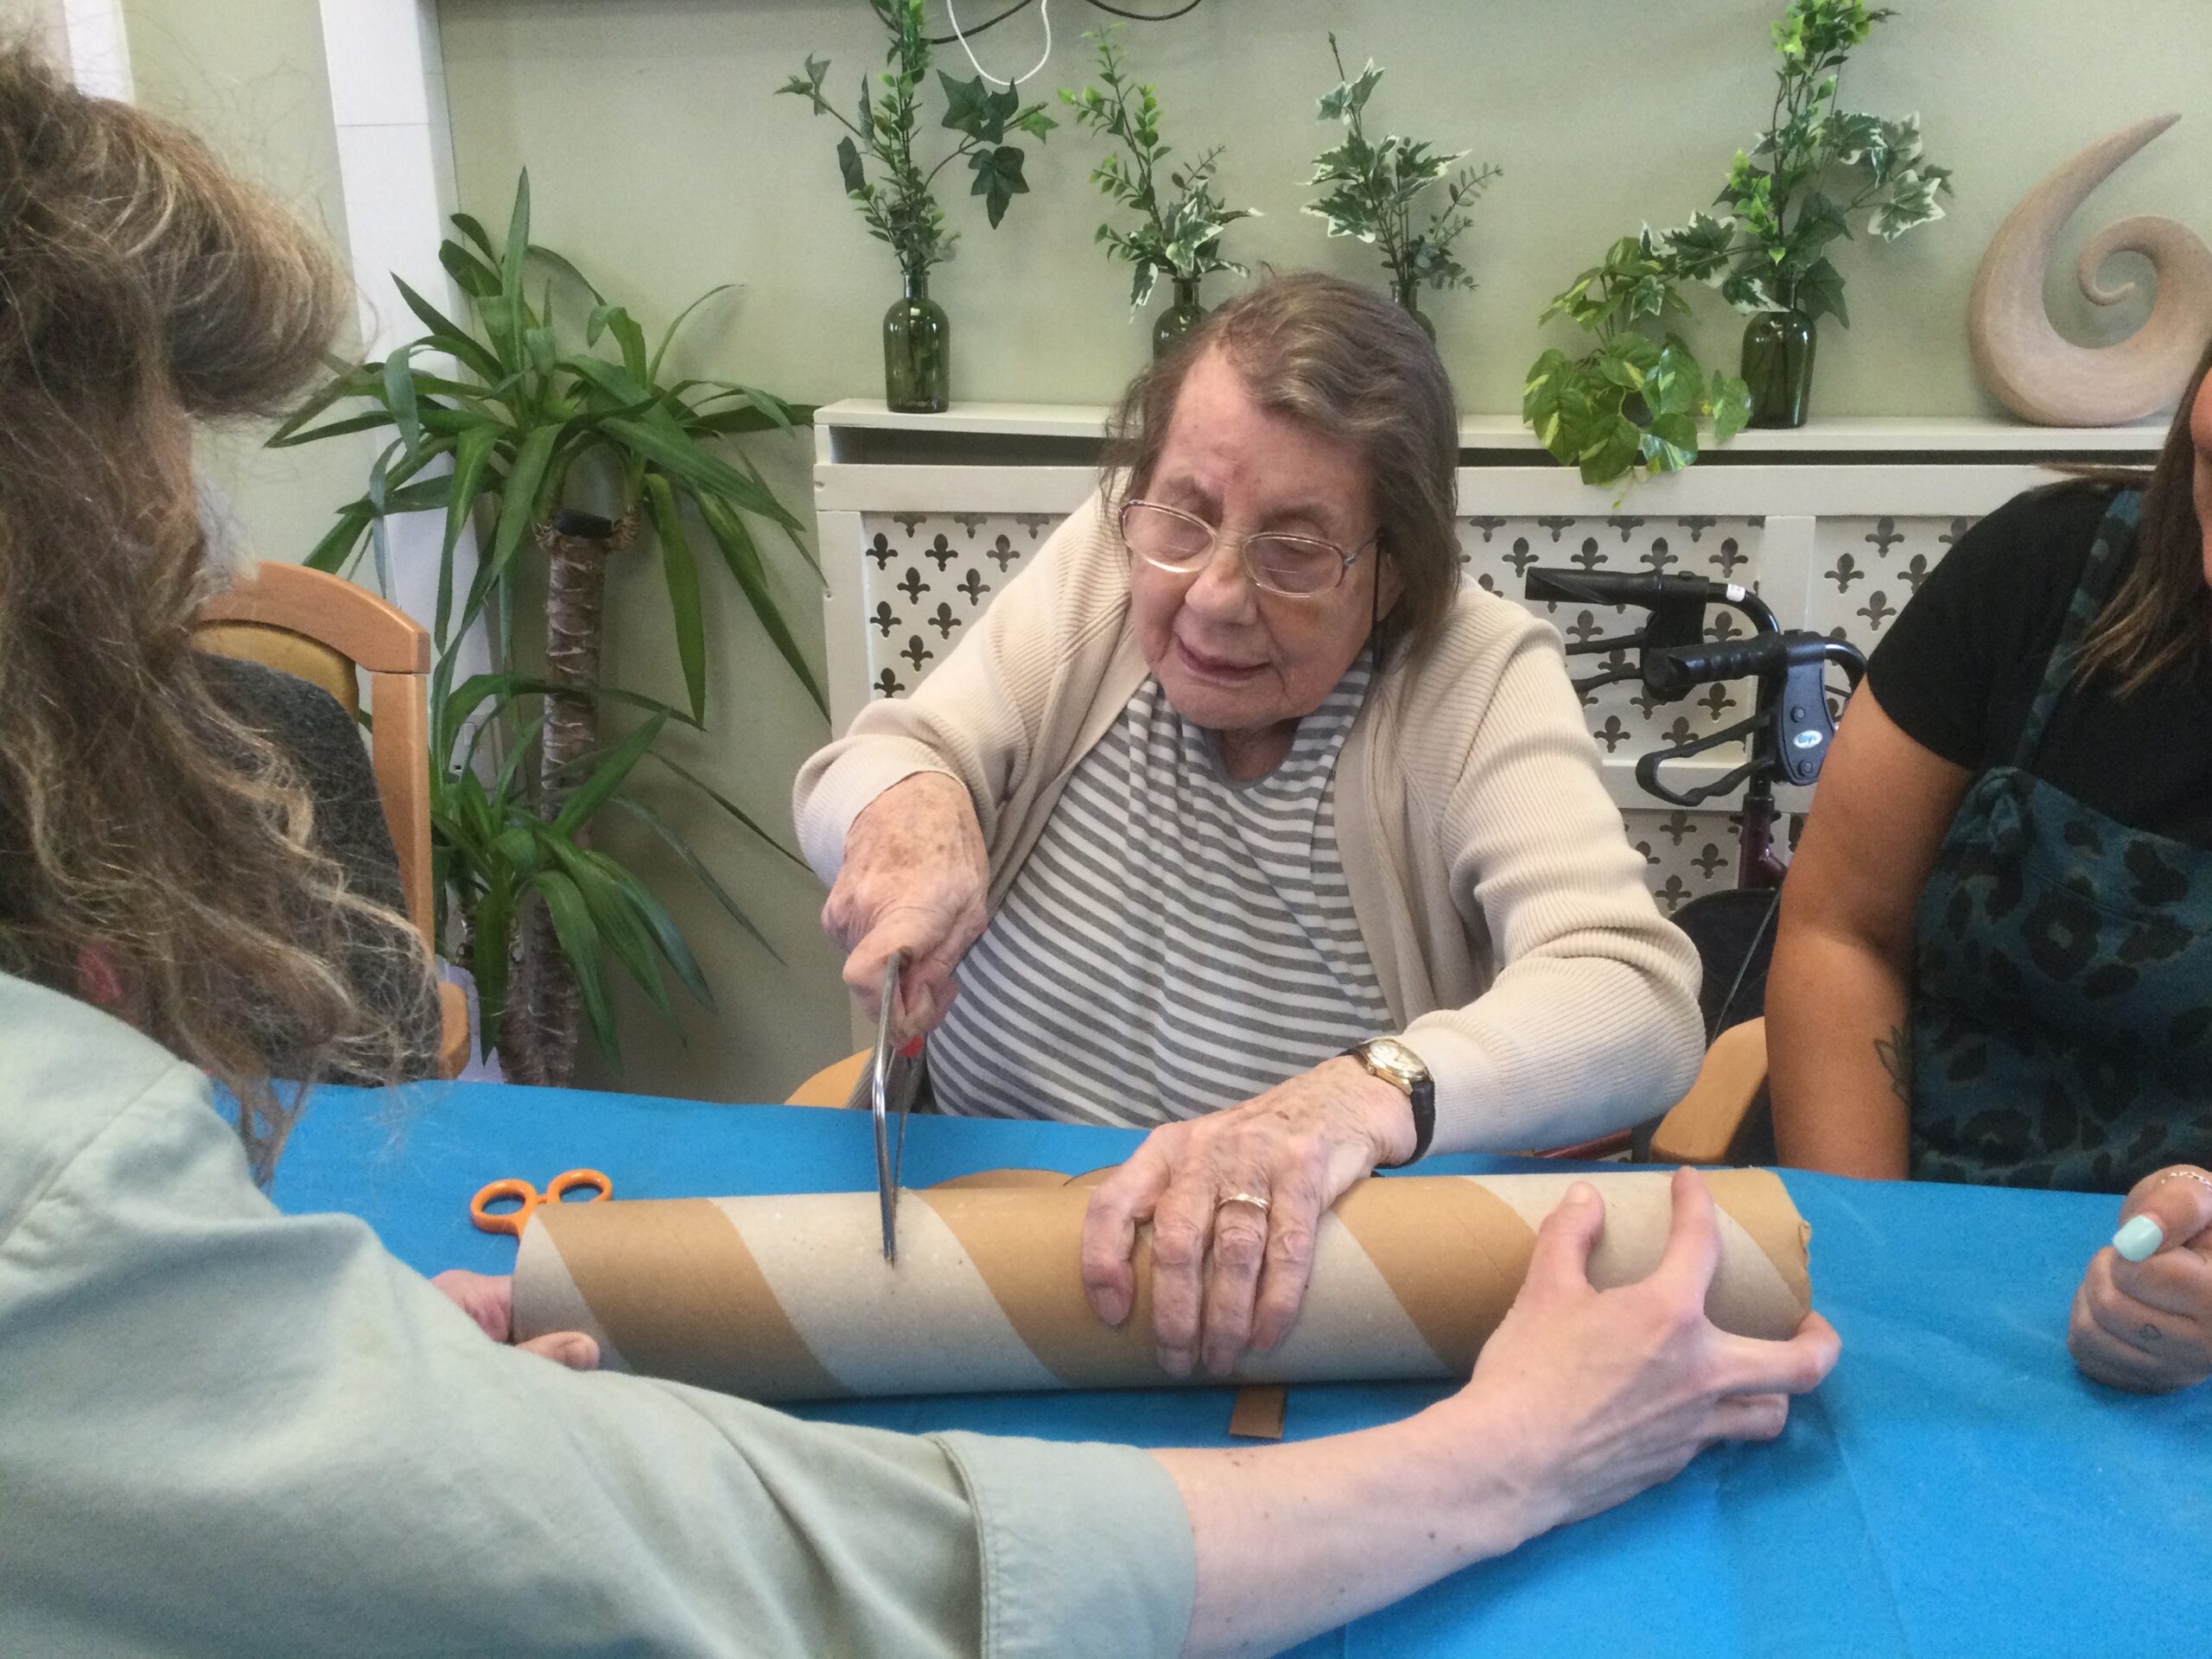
[852,511,1968,911]
[1807,517,1980,652]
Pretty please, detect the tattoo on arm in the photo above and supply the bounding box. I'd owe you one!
[1873,1023,1912,1107]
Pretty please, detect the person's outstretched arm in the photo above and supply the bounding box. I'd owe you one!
[1153,1168,1840,1658]
[1768,687,1969,1179]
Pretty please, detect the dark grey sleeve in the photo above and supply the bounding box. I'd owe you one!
[199,655,442,1079]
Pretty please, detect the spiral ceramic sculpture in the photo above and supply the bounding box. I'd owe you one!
[1968,114,2212,426]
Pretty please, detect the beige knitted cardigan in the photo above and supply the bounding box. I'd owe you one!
[793,497,1704,1155]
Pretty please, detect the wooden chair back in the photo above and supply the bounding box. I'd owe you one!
[194,563,467,1078]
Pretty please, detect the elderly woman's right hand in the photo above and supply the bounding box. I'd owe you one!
[821,771,990,1039]
[1440,1167,1842,1541]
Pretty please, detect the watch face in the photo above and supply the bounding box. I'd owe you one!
[1363,1038,1427,1087]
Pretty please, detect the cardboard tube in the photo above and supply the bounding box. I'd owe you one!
[512,1170,1813,1403]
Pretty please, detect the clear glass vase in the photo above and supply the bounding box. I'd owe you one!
[883,271,950,414]
[1741,309,1817,429]
[1151,276,1207,359]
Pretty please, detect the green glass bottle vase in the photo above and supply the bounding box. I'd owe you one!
[1740,309,1816,429]
[1392,274,1437,342]
[1151,276,1207,359]
[883,272,950,414]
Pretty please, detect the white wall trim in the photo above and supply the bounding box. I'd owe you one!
[52,0,134,101]
[317,0,482,667]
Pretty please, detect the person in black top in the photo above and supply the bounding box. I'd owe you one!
[1769,333,2212,1395]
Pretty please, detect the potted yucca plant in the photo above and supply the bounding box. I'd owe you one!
[276,173,820,1085]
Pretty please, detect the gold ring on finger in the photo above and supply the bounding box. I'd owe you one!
[1217,1192,1271,1217]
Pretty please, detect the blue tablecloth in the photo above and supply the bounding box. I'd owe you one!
[270,1081,2212,1659]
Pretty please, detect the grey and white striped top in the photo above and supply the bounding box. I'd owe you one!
[928,663,1391,1129]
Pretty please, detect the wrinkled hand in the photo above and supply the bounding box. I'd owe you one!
[1447,1167,1841,1540]
[1081,1057,1416,1377]
[2069,1165,2212,1395]
[820,772,989,1042]
[431,1269,600,1371]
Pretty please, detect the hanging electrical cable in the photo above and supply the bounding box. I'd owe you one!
[927,0,1202,50]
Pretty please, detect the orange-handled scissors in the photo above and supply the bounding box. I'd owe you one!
[469,1167,612,1239]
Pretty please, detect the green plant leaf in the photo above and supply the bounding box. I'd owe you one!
[643,473,707,722]
[604,793,782,958]
[1578,416,1644,487]
[530,868,618,1059]
[499,172,531,315]
[304,500,373,573]
[1593,331,1661,391]
[1644,342,1704,417]
[268,364,381,447]
[969,144,1029,227]
[450,211,498,262]
[648,284,734,385]
[695,494,829,716]
[459,420,559,643]
[439,238,502,300]
[552,710,670,838]
[276,410,402,446]
[836,134,868,196]
[435,422,505,650]
[600,416,800,531]
[640,747,804,868]
[467,886,514,1051]
[383,346,425,460]
[1639,411,1700,474]
[1522,347,1601,465]
[1795,256,1849,327]
[391,276,505,382]
[546,837,674,1020]
[1707,373,1753,445]
[590,849,715,1004]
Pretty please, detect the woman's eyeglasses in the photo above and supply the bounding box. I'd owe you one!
[1119,499,1376,599]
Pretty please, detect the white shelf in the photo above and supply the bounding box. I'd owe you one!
[814,398,2170,454]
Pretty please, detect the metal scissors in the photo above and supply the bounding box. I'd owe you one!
[469,1167,613,1239]
[844,950,925,1261]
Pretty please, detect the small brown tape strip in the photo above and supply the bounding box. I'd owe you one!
[1329,1176,1535,1372]
[536,1198,848,1400]
[1228,1385,1287,1440]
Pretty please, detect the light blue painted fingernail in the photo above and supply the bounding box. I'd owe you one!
[2113,1215,2164,1262]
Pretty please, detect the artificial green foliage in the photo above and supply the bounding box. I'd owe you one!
[780,0,1055,279]
[1060,27,1254,312]
[1524,0,1950,485]
[1306,35,1501,302]
[1525,236,1753,487]
[1657,0,1954,326]
[273,173,817,1063]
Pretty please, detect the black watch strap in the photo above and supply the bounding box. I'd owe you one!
[1343,1040,1435,1168]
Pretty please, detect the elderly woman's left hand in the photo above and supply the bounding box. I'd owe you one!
[2068,1166,2212,1395]
[1080,1057,1418,1376]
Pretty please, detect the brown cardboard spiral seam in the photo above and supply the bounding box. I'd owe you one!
[512,1168,1812,1402]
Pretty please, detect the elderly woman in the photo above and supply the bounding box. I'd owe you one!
[1770,334,2212,1396]
[0,49,1840,1658]
[797,276,1705,1375]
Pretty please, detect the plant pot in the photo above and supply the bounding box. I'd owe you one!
[1741,309,1816,429]
[1393,276,1437,342]
[1152,276,1207,359]
[884,272,950,413]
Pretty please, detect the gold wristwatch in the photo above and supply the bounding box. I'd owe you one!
[1343,1037,1435,1167]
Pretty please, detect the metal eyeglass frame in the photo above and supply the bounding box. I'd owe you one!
[1118,498,1378,599]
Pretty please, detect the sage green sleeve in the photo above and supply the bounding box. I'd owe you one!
[0,983,1195,1659]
